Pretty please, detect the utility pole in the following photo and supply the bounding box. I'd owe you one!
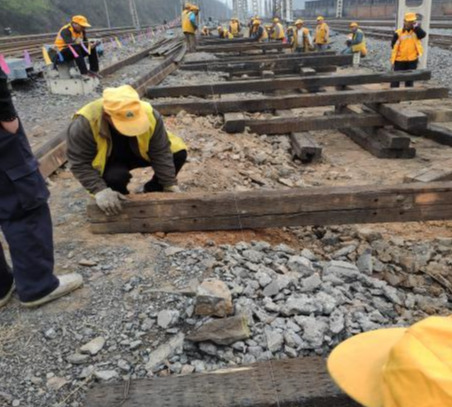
[336,0,344,18]
[103,0,111,28]
[129,0,140,30]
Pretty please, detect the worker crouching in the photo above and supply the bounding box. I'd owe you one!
[341,22,367,58]
[390,12,426,88]
[292,19,313,52]
[250,19,268,42]
[229,18,241,37]
[67,85,187,216]
[54,15,100,78]
[218,26,233,39]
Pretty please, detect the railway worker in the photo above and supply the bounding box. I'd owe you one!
[0,67,83,309]
[341,22,367,57]
[67,85,187,216]
[201,26,211,36]
[54,15,100,78]
[328,315,452,406]
[292,19,313,53]
[271,18,285,42]
[229,18,241,37]
[390,12,426,88]
[250,19,269,42]
[218,26,234,39]
[182,3,199,52]
[314,16,329,51]
[286,25,295,46]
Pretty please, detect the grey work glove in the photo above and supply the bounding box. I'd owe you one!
[95,188,127,216]
[163,185,181,193]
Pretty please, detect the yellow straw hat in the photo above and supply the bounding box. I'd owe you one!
[328,315,452,407]
[72,15,91,28]
[350,22,358,27]
[295,19,304,25]
[317,16,324,21]
[404,12,417,21]
[103,85,150,137]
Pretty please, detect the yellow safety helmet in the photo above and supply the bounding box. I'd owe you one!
[72,15,91,28]
[190,4,199,11]
[350,22,358,28]
[184,2,193,9]
[217,26,224,31]
[404,12,417,22]
[273,17,280,23]
[252,19,261,25]
[317,16,324,21]
[295,19,304,25]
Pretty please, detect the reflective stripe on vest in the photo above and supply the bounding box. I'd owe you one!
[182,10,195,34]
[54,24,84,51]
[391,28,423,64]
[75,99,186,175]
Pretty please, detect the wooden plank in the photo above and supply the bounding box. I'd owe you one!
[410,123,452,146]
[405,164,452,183]
[152,87,449,116]
[223,113,245,133]
[181,54,353,72]
[366,103,428,131]
[375,128,411,149]
[148,71,432,99]
[85,357,359,407]
[419,107,452,123]
[290,132,322,163]
[224,112,388,135]
[196,42,290,53]
[340,127,416,159]
[87,181,452,234]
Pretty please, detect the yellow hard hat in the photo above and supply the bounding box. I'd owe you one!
[328,316,452,407]
[217,26,223,31]
[350,22,358,27]
[184,3,193,9]
[72,15,91,28]
[252,19,260,25]
[103,85,150,137]
[190,4,199,11]
[317,16,324,21]
[404,12,417,22]
[273,17,279,23]
[295,19,304,25]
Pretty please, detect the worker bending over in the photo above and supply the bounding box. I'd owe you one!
[341,22,367,56]
[182,3,199,52]
[292,19,313,52]
[314,16,329,50]
[390,12,426,88]
[201,26,211,36]
[250,19,268,42]
[67,85,187,216]
[0,67,82,309]
[218,26,233,39]
[229,18,241,37]
[54,15,100,78]
[271,18,285,41]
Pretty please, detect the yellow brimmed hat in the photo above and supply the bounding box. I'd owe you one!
[317,16,324,20]
[273,17,280,23]
[328,316,452,407]
[295,19,304,25]
[72,15,91,28]
[404,12,417,21]
[103,85,150,137]
[350,22,358,27]
[252,19,260,25]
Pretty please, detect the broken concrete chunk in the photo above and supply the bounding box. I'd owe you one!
[145,333,185,373]
[195,279,233,317]
[187,315,250,345]
[157,310,180,329]
[80,336,106,356]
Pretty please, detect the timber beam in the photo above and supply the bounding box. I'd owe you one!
[410,123,452,146]
[87,181,452,234]
[196,42,290,53]
[152,87,449,116]
[365,103,429,131]
[148,71,432,99]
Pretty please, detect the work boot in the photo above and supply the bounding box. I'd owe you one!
[87,70,103,79]
[0,282,14,309]
[21,273,83,308]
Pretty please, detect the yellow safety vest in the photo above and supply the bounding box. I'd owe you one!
[230,21,240,35]
[54,23,84,51]
[272,22,285,40]
[75,99,186,175]
[391,28,423,64]
[315,22,329,44]
[182,10,196,34]
[251,25,268,41]
[351,29,367,56]
[293,27,311,51]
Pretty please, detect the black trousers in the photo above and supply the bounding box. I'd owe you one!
[103,150,188,195]
[390,60,418,88]
[57,44,99,74]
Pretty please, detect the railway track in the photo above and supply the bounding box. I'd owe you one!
[0,26,156,59]
[304,19,452,30]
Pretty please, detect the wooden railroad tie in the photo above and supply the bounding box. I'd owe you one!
[87,181,452,234]
[405,162,452,183]
[85,357,359,407]
[290,132,322,163]
[196,42,290,53]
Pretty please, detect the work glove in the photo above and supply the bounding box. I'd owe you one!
[95,188,127,216]
[163,185,181,193]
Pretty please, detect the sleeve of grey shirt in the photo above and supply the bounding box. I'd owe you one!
[148,110,177,187]
[66,116,108,195]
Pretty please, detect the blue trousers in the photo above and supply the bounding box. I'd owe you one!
[0,123,58,302]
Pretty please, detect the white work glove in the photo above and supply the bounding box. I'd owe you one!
[95,188,127,216]
[163,185,181,193]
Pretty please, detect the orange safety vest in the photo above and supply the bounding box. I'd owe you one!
[54,23,84,51]
[229,21,240,35]
[182,10,196,34]
[315,22,329,44]
[391,28,423,64]
[272,22,285,40]
[251,25,268,42]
